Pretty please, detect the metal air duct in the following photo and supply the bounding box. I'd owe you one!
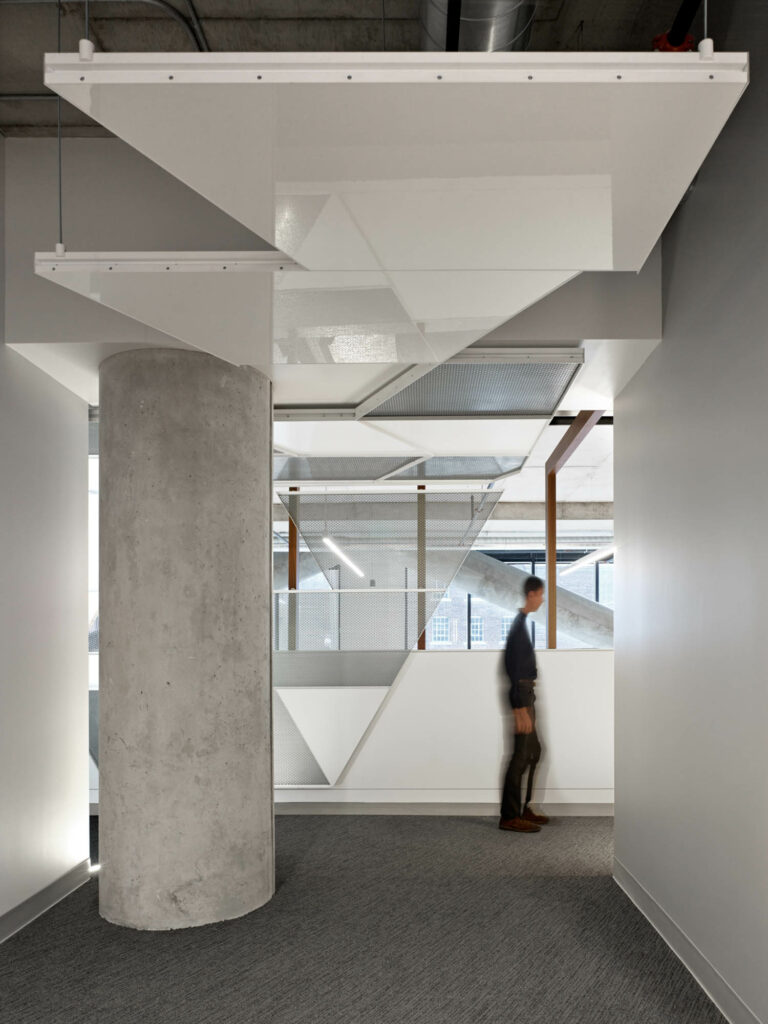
[421,0,537,52]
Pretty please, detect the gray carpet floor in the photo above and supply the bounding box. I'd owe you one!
[1,817,725,1024]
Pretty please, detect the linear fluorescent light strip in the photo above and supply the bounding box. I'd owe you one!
[322,537,365,578]
[560,544,616,577]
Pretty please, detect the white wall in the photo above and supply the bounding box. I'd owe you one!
[276,650,614,808]
[614,4,768,1021]
[0,332,90,914]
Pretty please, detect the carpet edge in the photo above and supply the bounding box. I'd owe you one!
[613,857,763,1024]
[0,859,91,945]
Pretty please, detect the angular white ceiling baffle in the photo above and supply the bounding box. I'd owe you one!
[37,52,748,373]
[34,251,285,368]
[44,52,747,273]
[34,254,574,370]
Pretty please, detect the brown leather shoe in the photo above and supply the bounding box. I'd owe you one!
[522,806,550,825]
[499,817,541,833]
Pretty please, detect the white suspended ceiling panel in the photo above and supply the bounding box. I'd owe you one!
[34,252,571,370]
[44,51,747,275]
[366,417,548,457]
[273,420,419,457]
[273,416,549,460]
[34,251,280,368]
[33,51,746,416]
[271,363,404,407]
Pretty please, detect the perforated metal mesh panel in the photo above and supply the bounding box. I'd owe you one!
[366,361,579,417]
[275,591,443,652]
[274,455,413,482]
[276,490,501,650]
[273,692,329,785]
[392,456,524,481]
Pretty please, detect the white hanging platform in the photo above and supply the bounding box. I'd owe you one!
[35,251,574,367]
[30,50,747,413]
[43,51,748,273]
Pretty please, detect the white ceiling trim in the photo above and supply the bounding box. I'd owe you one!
[44,50,749,85]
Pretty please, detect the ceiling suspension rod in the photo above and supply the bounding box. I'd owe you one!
[0,0,205,51]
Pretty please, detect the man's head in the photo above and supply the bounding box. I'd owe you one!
[522,576,545,613]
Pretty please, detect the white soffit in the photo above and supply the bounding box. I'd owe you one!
[7,340,193,405]
[273,420,418,457]
[273,416,547,458]
[272,363,404,407]
[558,337,661,412]
[365,417,548,457]
[44,51,747,273]
[526,424,613,469]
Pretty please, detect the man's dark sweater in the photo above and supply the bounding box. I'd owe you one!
[504,610,537,710]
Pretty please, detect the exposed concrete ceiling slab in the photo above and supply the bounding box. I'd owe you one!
[2,0,733,136]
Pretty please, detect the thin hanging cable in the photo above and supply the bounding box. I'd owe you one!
[704,0,708,39]
[57,0,63,247]
[381,0,386,49]
[85,0,89,40]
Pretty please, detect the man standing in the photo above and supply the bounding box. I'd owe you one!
[499,576,550,834]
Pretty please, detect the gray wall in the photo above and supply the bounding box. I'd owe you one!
[1,132,91,917]
[4,137,262,348]
[614,4,768,1021]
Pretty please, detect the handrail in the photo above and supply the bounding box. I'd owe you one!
[275,588,445,594]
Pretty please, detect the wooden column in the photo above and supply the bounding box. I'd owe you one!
[417,485,427,650]
[544,411,605,649]
[287,486,299,651]
[545,469,558,649]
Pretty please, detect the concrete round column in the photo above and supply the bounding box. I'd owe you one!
[99,349,273,930]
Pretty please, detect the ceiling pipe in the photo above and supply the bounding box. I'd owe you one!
[0,0,205,51]
[420,0,537,52]
[653,0,702,52]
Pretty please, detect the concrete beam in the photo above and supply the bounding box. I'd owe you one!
[456,551,613,648]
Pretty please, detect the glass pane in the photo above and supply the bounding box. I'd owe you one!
[557,560,596,602]
[425,592,466,651]
[598,561,614,609]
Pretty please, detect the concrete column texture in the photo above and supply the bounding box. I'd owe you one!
[99,349,274,930]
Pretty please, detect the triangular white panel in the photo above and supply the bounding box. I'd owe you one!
[274,194,329,254]
[286,194,381,271]
[276,686,389,785]
[273,691,330,786]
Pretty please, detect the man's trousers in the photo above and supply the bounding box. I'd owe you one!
[500,710,541,820]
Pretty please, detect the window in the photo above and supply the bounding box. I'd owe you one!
[470,616,484,644]
[431,616,450,644]
[501,615,514,638]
